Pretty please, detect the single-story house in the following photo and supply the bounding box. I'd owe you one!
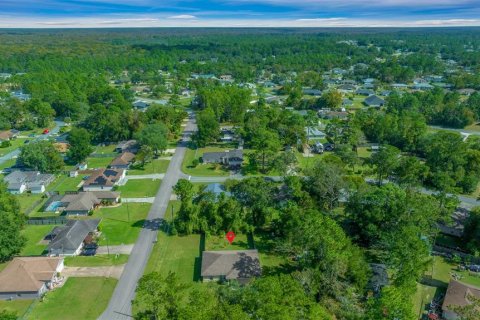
[442,280,480,320]
[305,127,326,139]
[412,83,434,90]
[391,83,408,90]
[46,191,119,216]
[4,171,55,194]
[201,250,262,284]
[115,140,138,153]
[303,89,322,96]
[319,110,349,120]
[338,84,356,93]
[342,98,353,107]
[458,89,476,96]
[82,168,125,191]
[356,88,375,96]
[202,150,243,169]
[0,257,64,300]
[109,152,135,169]
[364,95,385,107]
[0,129,19,142]
[367,264,389,295]
[133,100,150,110]
[47,219,101,256]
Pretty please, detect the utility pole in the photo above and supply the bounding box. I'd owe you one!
[126,200,130,222]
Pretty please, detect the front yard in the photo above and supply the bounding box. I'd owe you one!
[0,299,34,318]
[92,202,151,245]
[26,277,117,320]
[20,224,57,256]
[64,254,129,267]
[127,159,170,175]
[182,147,231,177]
[116,178,162,198]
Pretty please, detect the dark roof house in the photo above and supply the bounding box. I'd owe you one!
[47,219,101,256]
[364,95,385,107]
[109,152,135,169]
[4,171,55,194]
[442,280,480,320]
[202,150,243,168]
[82,168,125,191]
[201,250,262,284]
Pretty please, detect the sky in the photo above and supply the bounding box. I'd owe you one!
[1,0,480,28]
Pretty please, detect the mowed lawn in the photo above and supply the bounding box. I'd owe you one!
[26,277,117,320]
[145,232,201,283]
[92,203,151,245]
[50,175,84,193]
[182,147,231,177]
[65,254,129,267]
[86,156,115,169]
[127,159,170,175]
[21,225,57,256]
[205,233,252,251]
[16,194,44,213]
[117,178,161,198]
[0,299,34,318]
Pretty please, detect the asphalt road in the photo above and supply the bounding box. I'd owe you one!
[99,113,196,320]
[0,120,65,167]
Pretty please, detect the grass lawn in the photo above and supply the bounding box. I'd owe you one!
[295,152,324,171]
[0,299,34,318]
[65,254,129,267]
[94,144,117,154]
[0,138,28,155]
[116,178,161,197]
[127,159,170,175]
[50,175,84,193]
[0,158,16,170]
[146,233,202,283]
[92,203,150,245]
[20,225,56,256]
[86,156,115,169]
[26,277,117,320]
[16,194,45,213]
[357,147,373,159]
[182,147,231,177]
[205,233,252,251]
[465,123,480,132]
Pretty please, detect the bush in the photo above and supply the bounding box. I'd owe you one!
[0,140,11,148]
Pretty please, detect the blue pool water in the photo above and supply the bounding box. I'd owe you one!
[45,201,62,212]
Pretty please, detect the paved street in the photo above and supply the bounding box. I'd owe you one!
[0,120,65,167]
[99,113,196,320]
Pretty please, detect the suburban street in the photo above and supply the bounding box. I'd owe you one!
[99,113,197,320]
[0,120,65,167]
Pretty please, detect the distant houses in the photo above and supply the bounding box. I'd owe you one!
[4,171,55,194]
[47,219,101,256]
[201,250,262,284]
[0,257,64,300]
[115,140,138,153]
[0,129,19,142]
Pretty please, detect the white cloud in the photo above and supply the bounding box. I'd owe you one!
[167,15,197,19]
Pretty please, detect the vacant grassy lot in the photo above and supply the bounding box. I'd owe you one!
[0,299,34,318]
[94,144,117,154]
[65,254,129,267]
[86,156,115,169]
[21,225,57,256]
[146,232,201,283]
[117,178,161,197]
[50,175,84,193]
[205,233,252,251]
[182,147,231,177]
[26,277,117,320]
[127,159,170,175]
[93,203,150,245]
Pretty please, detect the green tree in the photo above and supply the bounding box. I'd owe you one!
[251,128,281,173]
[19,140,64,173]
[195,108,219,147]
[67,127,93,164]
[0,183,25,262]
[136,145,154,168]
[369,145,400,185]
[135,123,168,156]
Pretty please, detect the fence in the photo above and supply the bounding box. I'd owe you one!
[27,217,69,225]
[433,244,480,264]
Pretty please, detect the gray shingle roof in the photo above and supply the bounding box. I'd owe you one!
[201,250,261,281]
[47,219,100,254]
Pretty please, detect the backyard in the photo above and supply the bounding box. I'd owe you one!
[25,277,117,320]
[0,299,34,318]
[20,224,57,256]
[92,202,151,245]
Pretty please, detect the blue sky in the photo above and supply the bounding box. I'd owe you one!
[1,0,480,27]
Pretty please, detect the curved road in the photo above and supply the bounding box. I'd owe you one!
[99,113,196,320]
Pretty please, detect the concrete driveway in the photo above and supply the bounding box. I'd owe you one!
[63,265,124,279]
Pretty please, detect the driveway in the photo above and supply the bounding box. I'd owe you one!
[97,245,134,255]
[63,265,124,279]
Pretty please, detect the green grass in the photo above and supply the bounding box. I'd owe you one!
[465,123,480,132]
[357,147,373,159]
[0,299,34,318]
[16,194,44,213]
[146,233,202,283]
[295,152,324,171]
[182,147,231,177]
[127,159,170,175]
[0,158,16,170]
[116,178,161,197]
[94,145,117,154]
[50,175,84,193]
[205,233,252,251]
[64,254,129,267]
[92,203,150,245]
[0,137,28,156]
[20,225,57,256]
[26,277,117,320]
[86,156,115,169]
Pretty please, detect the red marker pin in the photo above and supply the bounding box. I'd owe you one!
[226,231,236,244]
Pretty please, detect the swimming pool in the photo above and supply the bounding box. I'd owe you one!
[45,201,62,212]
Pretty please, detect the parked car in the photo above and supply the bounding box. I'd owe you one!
[42,129,50,134]
[84,243,98,250]
[324,143,335,151]
[24,140,30,144]
[82,248,97,256]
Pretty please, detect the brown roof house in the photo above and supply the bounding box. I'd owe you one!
[201,250,261,284]
[0,129,18,142]
[82,168,125,191]
[109,152,135,169]
[0,257,64,300]
[442,280,480,320]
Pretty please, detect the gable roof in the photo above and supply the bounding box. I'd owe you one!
[442,280,480,313]
[203,150,243,163]
[201,250,261,281]
[4,171,55,190]
[110,152,135,167]
[61,192,100,212]
[47,219,100,253]
[83,168,124,188]
[0,257,62,293]
[364,95,385,106]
